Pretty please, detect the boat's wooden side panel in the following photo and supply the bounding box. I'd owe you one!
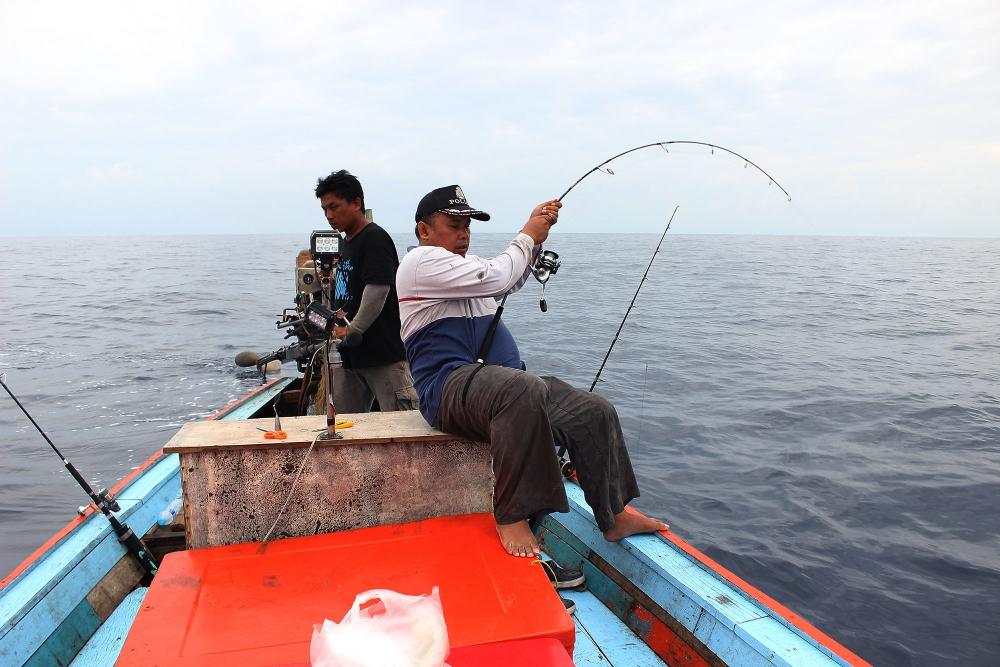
[0,455,179,665]
[69,587,147,666]
[22,598,101,667]
[538,482,861,667]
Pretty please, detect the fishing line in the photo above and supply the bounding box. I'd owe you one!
[637,363,648,449]
[557,140,791,203]
[556,208,677,466]
[260,429,323,546]
[572,141,789,391]
[261,342,330,545]
[590,206,678,391]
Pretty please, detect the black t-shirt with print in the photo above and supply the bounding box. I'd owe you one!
[333,222,406,369]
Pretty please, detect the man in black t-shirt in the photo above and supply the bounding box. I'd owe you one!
[315,170,418,412]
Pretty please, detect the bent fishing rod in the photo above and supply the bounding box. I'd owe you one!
[557,140,791,203]
[0,373,159,578]
[476,140,790,369]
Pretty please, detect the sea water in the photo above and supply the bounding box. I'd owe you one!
[1,233,997,665]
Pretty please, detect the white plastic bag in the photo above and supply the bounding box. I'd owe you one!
[310,587,450,667]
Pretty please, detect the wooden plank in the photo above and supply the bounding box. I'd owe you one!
[0,517,107,639]
[571,611,612,666]
[547,515,773,667]
[70,588,147,667]
[562,590,665,666]
[0,446,170,592]
[116,455,179,503]
[692,610,774,667]
[0,527,144,664]
[85,554,145,623]
[163,410,464,454]
[1,534,134,664]
[544,522,703,630]
[735,616,843,667]
[0,451,176,635]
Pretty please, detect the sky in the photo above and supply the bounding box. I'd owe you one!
[1,1,998,238]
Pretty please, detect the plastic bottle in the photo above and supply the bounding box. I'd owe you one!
[157,493,183,526]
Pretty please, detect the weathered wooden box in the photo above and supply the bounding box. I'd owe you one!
[163,411,493,548]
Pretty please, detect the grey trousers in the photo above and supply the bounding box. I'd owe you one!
[438,364,640,532]
[333,360,419,413]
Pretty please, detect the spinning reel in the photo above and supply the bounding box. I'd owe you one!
[531,250,561,312]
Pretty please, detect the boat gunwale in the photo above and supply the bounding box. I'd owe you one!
[540,483,870,667]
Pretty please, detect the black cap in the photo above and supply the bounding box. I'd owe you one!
[414,185,491,223]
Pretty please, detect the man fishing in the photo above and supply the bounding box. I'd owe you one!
[396,185,667,557]
[315,170,418,412]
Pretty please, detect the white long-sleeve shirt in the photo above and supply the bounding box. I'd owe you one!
[396,233,538,424]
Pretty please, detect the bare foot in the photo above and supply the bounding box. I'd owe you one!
[496,520,541,557]
[603,510,669,542]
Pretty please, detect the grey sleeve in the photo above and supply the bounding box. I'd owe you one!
[349,283,390,334]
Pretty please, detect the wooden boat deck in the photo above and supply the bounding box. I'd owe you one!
[567,588,666,665]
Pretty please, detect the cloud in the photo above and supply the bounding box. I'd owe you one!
[0,3,229,99]
[0,1,997,237]
[84,161,138,187]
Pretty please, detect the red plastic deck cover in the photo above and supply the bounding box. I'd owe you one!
[448,638,574,666]
[118,513,574,666]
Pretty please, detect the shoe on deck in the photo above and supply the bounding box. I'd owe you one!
[560,596,576,615]
[542,560,586,589]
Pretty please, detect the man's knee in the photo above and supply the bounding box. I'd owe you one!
[506,372,549,410]
[589,391,616,415]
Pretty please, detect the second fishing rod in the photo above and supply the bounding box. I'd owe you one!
[0,373,159,579]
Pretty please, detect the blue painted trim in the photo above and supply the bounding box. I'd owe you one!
[548,482,849,667]
[70,588,147,666]
[215,377,294,420]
